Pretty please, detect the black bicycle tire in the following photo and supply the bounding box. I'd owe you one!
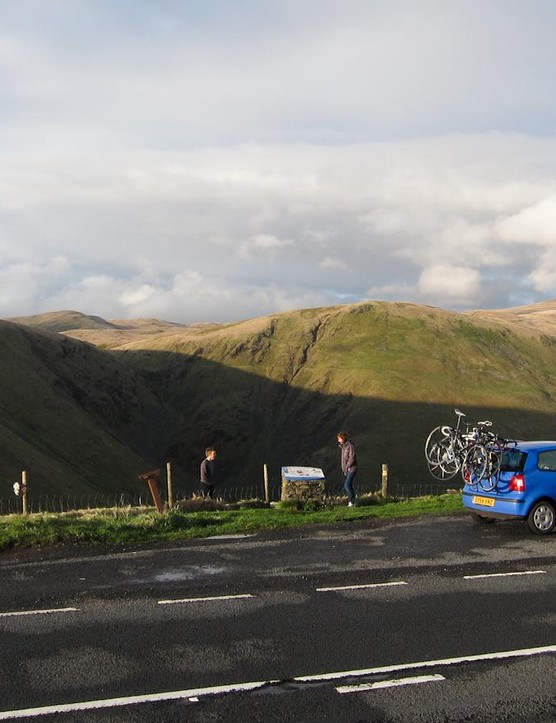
[462,443,488,484]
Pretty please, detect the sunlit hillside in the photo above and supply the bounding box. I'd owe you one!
[4,300,556,496]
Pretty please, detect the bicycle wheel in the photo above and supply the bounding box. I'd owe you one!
[479,443,503,491]
[462,444,488,485]
[427,435,461,480]
[427,452,458,480]
[424,426,444,463]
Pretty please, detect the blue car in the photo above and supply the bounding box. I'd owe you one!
[462,441,556,535]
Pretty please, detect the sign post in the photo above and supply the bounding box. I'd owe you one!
[138,469,164,513]
[13,471,29,515]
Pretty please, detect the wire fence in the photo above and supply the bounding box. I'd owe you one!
[0,478,458,516]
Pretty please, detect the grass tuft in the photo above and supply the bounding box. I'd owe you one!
[0,493,465,552]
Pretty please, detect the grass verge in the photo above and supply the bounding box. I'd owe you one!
[0,493,465,553]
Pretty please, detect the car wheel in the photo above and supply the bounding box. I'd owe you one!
[527,500,556,535]
[470,512,495,525]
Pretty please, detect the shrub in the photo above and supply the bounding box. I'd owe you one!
[174,496,226,512]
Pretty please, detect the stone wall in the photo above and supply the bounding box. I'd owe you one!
[281,478,325,502]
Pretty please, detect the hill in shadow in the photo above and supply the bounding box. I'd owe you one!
[119,347,556,496]
[114,300,556,494]
[3,300,556,497]
[0,321,169,495]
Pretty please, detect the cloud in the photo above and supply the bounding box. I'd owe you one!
[238,234,295,260]
[2,135,556,321]
[418,265,481,305]
[497,195,556,246]
[319,257,348,271]
[1,2,556,321]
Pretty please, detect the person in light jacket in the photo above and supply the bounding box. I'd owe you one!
[337,431,358,506]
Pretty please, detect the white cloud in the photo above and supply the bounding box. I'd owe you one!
[418,265,481,305]
[319,257,347,271]
[238,233,295,260]
[1,2,556,321]
[497,195,556,246]
[527,249,556,293]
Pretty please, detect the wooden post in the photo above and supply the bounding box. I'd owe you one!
[147,478,164,514]
[263,463,270,504]
[166,461,174,509]
[381,464,388,498]
[138,469,164,513]
[22,470,28,516]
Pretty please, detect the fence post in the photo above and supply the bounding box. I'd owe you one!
[381,464,388,498]
[166,461,174,509]
[263,463,270,504]
[22,470,29,515]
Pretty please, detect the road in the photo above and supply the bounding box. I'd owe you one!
[1,514,556,721]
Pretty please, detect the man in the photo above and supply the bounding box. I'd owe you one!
[200,447,217,499]
[337,432,358,506]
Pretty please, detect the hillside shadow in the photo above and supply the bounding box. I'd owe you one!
[116,348,556,497]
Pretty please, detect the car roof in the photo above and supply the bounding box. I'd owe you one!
[509,441,556,452]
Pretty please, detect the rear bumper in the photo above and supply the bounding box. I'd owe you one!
[462,489,527,520]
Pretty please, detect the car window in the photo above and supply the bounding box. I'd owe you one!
[537,450,556,471]
[500,449,527,472]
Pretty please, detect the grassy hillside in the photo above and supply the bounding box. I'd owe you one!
[0,321,167,495]
[113,301,556,493]
[4,300,556,498]
[8,310,118,333]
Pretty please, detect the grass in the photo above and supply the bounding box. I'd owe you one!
[0,493,465,553]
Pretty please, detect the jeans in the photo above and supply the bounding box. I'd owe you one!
[201,483,214,499]
[343,469,357,503]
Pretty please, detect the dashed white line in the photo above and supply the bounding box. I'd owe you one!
[464,570,547,580]
[0,607,79,618]
[337,673,445,693]
[1,644,554,719]
[316,581,408,592]
[158,593,255,605]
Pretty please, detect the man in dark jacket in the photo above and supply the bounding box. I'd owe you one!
[200,447,217,499]
[337,432,358,506]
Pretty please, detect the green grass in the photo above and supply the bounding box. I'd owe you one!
[0,493,465,552]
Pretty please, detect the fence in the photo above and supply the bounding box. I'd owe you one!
[0,477,457,516]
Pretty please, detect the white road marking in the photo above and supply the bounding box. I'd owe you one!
[0,681,273,720]
[316,581,408,592]
[337,673,445,693]
[295,644,556,682]
[1,644,555,719]
[158,593,255,605]
[464,570,546,580]
[0,607,79,618]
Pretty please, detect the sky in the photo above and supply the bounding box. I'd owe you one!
[1,0,556,323]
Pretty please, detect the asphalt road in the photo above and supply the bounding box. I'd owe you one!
[1,514,556,721]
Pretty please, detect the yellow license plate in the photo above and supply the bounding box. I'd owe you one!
[472,496,495,507]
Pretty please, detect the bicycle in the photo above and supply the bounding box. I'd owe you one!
[460,421,500,490]
[463,433,518,491]
[425,410,505,489]
[424,408,469,480]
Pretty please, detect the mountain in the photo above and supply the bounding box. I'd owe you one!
[0,320,169,496]
[3,300,556,497]
[7,310,119,334]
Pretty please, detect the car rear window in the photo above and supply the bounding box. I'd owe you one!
[537,450,556,471]
[500,449,527,472]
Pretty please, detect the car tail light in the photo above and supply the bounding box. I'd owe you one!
[509,474,526,492]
